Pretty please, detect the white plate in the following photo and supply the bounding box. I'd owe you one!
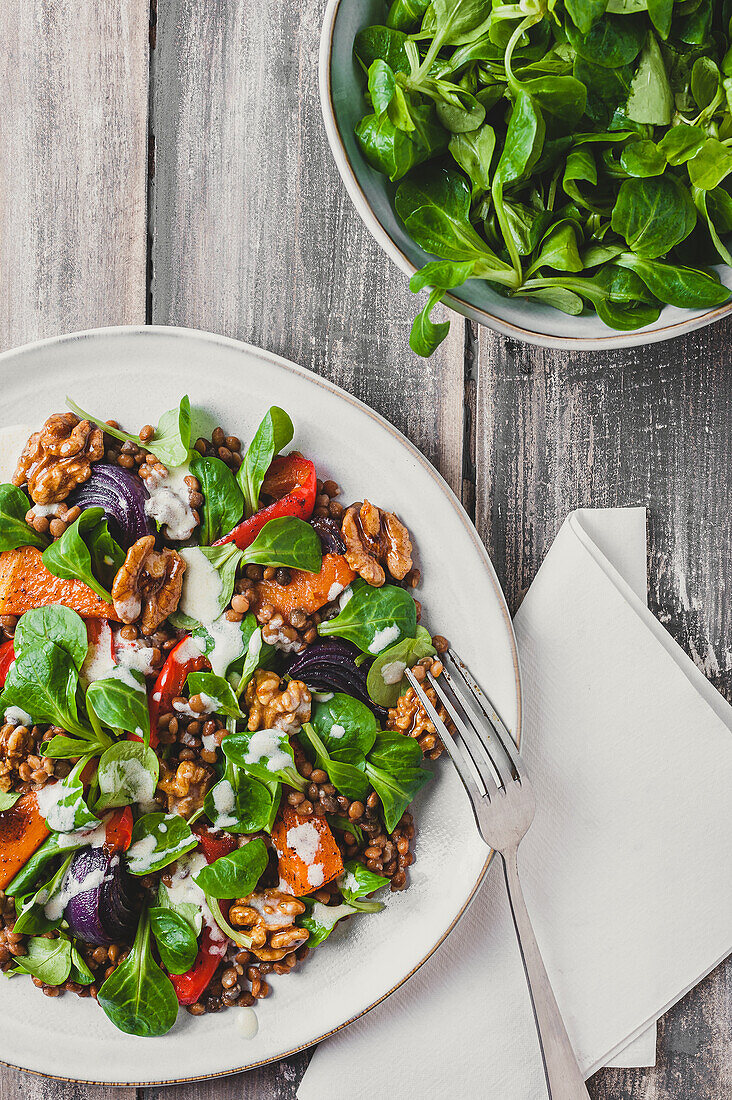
[319,0,732,350]
[0,326,520,1085]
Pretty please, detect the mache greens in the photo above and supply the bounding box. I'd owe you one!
[354,0,732,353]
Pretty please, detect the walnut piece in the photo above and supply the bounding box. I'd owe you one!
[157,759,214,817]
[228,890,309,960]
[245,669,311,735]
[342,500,413,587]
[13,413,104,504]
[111,534,186,633]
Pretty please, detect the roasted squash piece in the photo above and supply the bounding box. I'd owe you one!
[271,806,344,897]
[0,546,118,619]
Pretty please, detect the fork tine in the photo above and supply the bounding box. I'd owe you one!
[445,648,525,779]
[405,670,489,830]
[425,671,502,796]
[433,662,516,790]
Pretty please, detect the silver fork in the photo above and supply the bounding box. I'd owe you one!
[406,649,590,1100]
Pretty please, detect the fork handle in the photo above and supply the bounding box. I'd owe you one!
[502,847,590,1100]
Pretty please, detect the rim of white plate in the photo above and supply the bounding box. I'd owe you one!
[318,0,732,350]
[0,324,522,1086]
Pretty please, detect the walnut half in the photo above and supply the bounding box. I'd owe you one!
[13,413,104,504]
[111,534,186,633]
[228,890,309,960]
[342,500,413,587]
[245,670,311,735]
[157,759,214,818]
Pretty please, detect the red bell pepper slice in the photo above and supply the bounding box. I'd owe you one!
[169,923,229,1005]
[0,640,14,689]
[143,637,211,748]
[103,807,133,854]
[169,826,237,1005]
[213,454,316,550]
[193,823,237,864]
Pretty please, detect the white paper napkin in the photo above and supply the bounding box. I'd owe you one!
[298,508,732,1099]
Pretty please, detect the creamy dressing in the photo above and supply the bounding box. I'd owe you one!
[81,621,116,684]
[109,664,145,693]
[202,732,219,753]
[172,636,203,664]
[381,659,407,685]
[4,706,32,727]
[27,502,57,518]
[101,757,155,803]
[167,853,224,941]
[338,586,353,611]
[311,691,334,703]
[179,547,223,622]
[329,723,345,740]
[173,699,203,718]
[56,820,108,849]
[263,623,304,654]
[247,894,294,930]
[285,821,321,866]
[307,864,325,888]
[34,781,80,833]
[243,729,291,773]
[126,830,195,874]
[231,1006,258,1039]
[210,779,237,828]
[144,465,197,542]
[114,634,157,679]
[368,624,401,655]
[327,581,345,602]
[310,901,353,932]
[341,871,359,895]
[193,614,248,678]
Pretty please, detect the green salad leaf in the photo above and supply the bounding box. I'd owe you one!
[190,453,244,545]
[126,813,198,876]
[97,908,179,1037]
[67,395,191,469]
[238,407,294,517]
[192,837,268,899]
[42,508,124,603]
[0,484,49,552]
[318,580,417,654]
[148,906,199,975]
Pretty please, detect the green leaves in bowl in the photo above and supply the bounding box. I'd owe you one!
[352,0,732,355]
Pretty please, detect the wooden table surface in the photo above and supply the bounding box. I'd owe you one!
[1,2,730,1097]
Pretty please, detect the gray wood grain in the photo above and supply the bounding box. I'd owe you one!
[475,320,732,1099]
[149,0,466,496]
[0,0,149,351]
[0,1,147,1097]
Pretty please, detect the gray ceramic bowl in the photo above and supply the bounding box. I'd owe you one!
[319,0,732,349]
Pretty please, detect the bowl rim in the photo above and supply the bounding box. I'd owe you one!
[0,322,522,1085]
[318,0,732,350]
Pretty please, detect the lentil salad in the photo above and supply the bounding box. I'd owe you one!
[0,398,454,1036]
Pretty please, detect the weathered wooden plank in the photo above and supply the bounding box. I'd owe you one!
[0,0,149,352]
[0,1,148,1097]
[475,318,732,1099]
[150,0,466,495]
